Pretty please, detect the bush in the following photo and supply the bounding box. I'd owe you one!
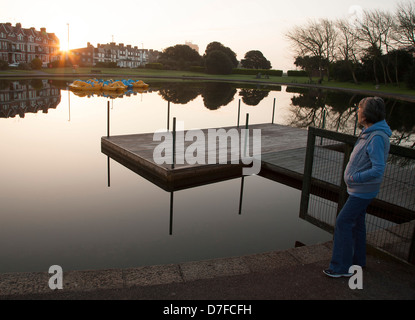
[287,70,308,77]
[50,60,61,68]
[30,58,42,70]
[145,62,163,70]
[405,64,415,90]
[17,63,32,70]
[189,66,206,73]
[232,68,283,76]
[0,59,8,70]
[205,50,234,75]
[95,61,118,68]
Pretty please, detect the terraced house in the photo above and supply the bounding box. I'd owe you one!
[70,42,150,68]
[0,22,60,66]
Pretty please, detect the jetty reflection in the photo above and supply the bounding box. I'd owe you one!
[106,156,248,235]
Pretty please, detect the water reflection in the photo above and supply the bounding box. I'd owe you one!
[1,78,413,273]
[0,79,61,118]
[287,86,415,147]
[156,81,280,109]
[106,155,253,236]
[1,79,413,147]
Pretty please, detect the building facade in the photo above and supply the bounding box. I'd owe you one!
[0,23,60,66]
[70,42,151,68]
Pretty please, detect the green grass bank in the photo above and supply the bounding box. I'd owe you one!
[1,67,415,101]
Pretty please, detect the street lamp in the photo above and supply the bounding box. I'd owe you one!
[67,23,69,51]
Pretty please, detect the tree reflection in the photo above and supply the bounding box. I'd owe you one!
[158,82,202,104]
[239,88,270,106]
[201,82,237,110]
[287,86,415,147]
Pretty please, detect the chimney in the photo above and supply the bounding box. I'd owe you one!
[41,27,46,33]
[16,23,22,29]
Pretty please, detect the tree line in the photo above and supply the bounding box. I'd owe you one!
[152,41,273,75]
[285,1,415,88]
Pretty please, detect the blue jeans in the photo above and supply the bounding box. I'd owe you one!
[329,195,373,273]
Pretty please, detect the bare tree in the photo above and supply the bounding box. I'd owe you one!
[336,19,362,84]
[394,0,415,46]
[389,1,415,85]
[321,19,338,81]
[356,9,395,84]
[286,19,337,81]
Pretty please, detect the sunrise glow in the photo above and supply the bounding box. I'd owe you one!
[0,0,400,71]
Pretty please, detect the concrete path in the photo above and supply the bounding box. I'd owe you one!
[1,241,414,300]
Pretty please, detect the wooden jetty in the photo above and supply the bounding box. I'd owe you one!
[102,122,415,263]
[101,123,309,191]
[101,122,414,217]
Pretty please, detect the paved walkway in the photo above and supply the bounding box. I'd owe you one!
[1,241,414,300]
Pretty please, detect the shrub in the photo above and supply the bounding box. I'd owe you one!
[189,66,206,73]
[205,50,234,75]
[95,61,118,68]
[30,58,42,70]
[145,62,163,70]
[0,59,8,70]
[287,70,308,77]
[405,64,415,90]
[232,68,283,76]
[17,63,32,70]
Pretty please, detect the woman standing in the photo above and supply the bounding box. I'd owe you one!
[324,97,392,278]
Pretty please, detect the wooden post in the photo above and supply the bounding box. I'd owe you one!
[169,191,174,235]
[238,176,245,215]
[337,143,352,215]
[409,227,415,264]
[172,117,176,169]
[107,101,110,137]
[237,99,241,127]
[107,157,110,187]
[167,101,170,131]
[272,98,276,124]
[299,127,316,219]
[244,113,249,157]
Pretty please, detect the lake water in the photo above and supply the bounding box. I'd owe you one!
[0,79,413,274]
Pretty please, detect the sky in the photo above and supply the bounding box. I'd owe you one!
[1,0,402,71]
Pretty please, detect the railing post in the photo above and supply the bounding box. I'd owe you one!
[409,226,415,264]
[299,127,316,219]
[337,143,352,215]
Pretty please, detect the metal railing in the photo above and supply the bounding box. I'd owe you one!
[299,126,415,264]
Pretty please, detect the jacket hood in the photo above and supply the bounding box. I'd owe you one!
[362,119,392,137]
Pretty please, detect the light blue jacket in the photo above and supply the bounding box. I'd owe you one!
[344,120,392,199]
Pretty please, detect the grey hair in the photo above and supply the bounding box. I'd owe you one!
[359,97,386,124]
